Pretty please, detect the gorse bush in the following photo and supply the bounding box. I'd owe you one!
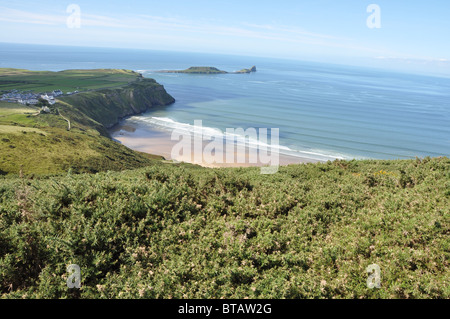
[0,157,448,299]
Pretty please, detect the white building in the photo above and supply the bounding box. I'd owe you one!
[19,99,39,105]
[41,94,56,105]
[41,106,51,113]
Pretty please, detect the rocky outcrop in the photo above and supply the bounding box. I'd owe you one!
[158,66,257,74]
[159,67,227,74]
[58,78,175,130]
[233,66,257,74]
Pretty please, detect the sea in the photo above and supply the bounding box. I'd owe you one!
[1,42,449,162]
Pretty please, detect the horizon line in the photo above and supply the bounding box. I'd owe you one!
[1,41,450,80]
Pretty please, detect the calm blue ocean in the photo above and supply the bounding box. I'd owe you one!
[1,42,449,161]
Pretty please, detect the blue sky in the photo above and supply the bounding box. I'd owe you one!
[1,0,450,75]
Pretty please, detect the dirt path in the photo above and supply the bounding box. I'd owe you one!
[58,111,71,131]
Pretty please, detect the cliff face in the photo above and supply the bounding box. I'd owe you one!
[59,78,175,129]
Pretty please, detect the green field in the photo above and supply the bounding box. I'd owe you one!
[0,102,37,116]
[0,102,41,127]
[0,125,46,135]
[0,68,141,93]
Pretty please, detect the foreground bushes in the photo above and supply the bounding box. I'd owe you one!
[0,157,449,298]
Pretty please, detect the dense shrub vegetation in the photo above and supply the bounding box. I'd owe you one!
[0,157,448,298]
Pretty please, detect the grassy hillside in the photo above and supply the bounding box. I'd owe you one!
[0,157,448,298]
[0,124,161,176]
[0,69,175,175]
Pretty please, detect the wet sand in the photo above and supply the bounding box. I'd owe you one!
[110,123,320,168]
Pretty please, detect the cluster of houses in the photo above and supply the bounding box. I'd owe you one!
[0,89,65,105]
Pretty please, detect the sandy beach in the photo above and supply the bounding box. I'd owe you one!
[110,123,320,168]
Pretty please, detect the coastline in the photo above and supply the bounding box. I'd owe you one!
[110,121,321,168]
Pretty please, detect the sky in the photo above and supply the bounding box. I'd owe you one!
[1,0,450,75]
